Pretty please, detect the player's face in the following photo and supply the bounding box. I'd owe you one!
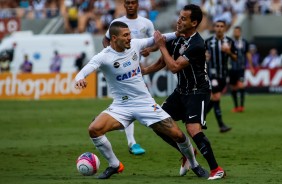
[124,0,138,16]
[233,28,241,39]
[116,27,131,50]
[214,22,226,37]
[176,10,196,34]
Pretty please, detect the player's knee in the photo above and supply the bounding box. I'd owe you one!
[88,124,103,138]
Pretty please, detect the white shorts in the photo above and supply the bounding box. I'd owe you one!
[102,98,170,128]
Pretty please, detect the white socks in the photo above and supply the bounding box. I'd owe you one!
[91,135,119,167]
[177,135,199,168]
[125,123,136,147]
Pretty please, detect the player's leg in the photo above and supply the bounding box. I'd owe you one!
[150,118,208,178]
[230,70,240,112]
[238,71,245,112]
[184,94,225,180]
[210,79,231,133]
[125,122,145,155]
[89,112,125,179]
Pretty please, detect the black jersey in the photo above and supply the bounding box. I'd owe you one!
[166,32,211,95]
[231,38,249,70]
[205,36,237,79]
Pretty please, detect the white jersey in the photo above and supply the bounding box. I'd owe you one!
[76,38,153,104]
[105,15,155,39]
[76,33,176,104]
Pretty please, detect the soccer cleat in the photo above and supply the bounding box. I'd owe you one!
[97,162,124,179]
[191,165,209,178]
[238,106,245,112]
[219,124,232,133]
[231,107,240,113]
[179,148,197,176]
[208,166,225,180]
[179,156,190,176]
[129,144,145,155]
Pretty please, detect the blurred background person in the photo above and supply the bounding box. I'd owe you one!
[0,51,11,73]
[50,50,62,73]
[261,48,281,69]
[20,54,33,73]
[247,44,260,69]
[229,26,254,113]
[75,52,86,71]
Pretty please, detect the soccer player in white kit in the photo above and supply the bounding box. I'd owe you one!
[75,21,201,179]
[102,0,157,155]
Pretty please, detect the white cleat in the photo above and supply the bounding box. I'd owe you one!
[207,166,225,180]
[179,157,190,176]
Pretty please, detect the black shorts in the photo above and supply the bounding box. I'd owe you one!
[229,69,245,85]
[161,90,211,127]
[210,78,226,93]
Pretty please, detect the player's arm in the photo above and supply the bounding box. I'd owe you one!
[222,40,237,61]
[142,56,166,75]
[75,56,101,89]
[140,44,159,57]
[154,31,189,73]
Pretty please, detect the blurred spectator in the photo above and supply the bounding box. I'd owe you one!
[45,0,60,18]
[75,52,86,71]
[20,54,33,73]
[261,48,281,68]
[246,44,260,68]
[138,0,152,18]
[65,4,79,33]
[269,0,282,15]
[50,50,62,73]
[32,0,46,19]
[0,51,11,73]
[231,0,247,15]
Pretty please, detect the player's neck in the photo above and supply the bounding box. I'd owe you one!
[126,14,138,19]
[110,43,125,52]
[216,34,224,40]
[184,30,196,38]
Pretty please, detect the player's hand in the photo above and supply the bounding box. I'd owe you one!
[221,43,231,54]
[140,48,150,57]
[154,31,166,48]
[75,79,88,89]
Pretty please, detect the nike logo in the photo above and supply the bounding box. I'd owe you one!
[189,115,197,119]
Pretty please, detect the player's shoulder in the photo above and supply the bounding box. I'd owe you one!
[205,36,214,42]
[137,16,153,24]
[225,36,234,41]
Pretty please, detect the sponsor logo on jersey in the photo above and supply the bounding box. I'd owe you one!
[123,61,131,68]
[152,104,159,111]
[116,66,141,81]
[113,62,120,68]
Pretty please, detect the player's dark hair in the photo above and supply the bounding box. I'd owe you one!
[234,26,241,30]
[109,21,129,39]
[183,4,203,27]
[215,19,226,25]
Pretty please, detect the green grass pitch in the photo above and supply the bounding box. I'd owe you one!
[0,95,282,184]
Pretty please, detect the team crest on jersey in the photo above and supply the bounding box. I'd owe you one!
[113,62,120,68]
[132,52,138,61]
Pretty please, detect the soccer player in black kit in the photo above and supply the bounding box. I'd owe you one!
[205,20,237,133]
[143,4,225,180]
[230,26,254,112]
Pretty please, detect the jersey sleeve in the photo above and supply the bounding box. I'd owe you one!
[75,52,104,81]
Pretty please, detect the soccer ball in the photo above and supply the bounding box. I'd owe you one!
[76,152,100,176]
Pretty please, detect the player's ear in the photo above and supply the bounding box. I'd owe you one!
[191,20,197,28]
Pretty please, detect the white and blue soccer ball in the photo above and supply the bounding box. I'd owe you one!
[76,152,100,176]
